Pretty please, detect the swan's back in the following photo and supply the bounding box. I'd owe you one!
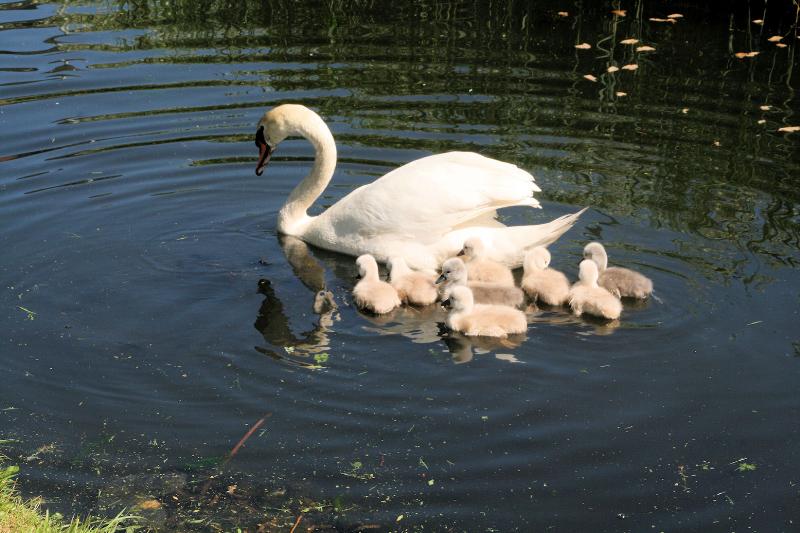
[308,152,539,246]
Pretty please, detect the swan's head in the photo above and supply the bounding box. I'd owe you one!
[255,104,320,176]
[436,257,467,285]
[457,237,485,261]
[583,242,608,271]
[355,254,379,280]
[441,285,473,312]
[578,259,600,286]
[524,246,551,271]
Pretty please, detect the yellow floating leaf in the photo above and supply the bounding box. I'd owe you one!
[575,43,592,49]
[611,9,626,16]
[757,119,766,124]
[607,65,620,73]
[776,43,788,48]
[778,126,800,132]
[636,45,656,52]
[734,51,760,58]
[752,19,764,25]
[713,140,721,147]
[767,35,783,42]
[760,105,771,111]
[649,17,677,24]
[667,13,684,19]
[137,499,162,510]
[583,74,598,82]
[620,38,639,45]
[557,11,569,17]
[621,64,639,71]
[616,91,627,97]
[681,108,689,114]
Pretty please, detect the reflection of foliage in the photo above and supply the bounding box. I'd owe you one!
[39,0,800,271]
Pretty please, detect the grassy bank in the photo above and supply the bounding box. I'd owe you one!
[0,464,137,533]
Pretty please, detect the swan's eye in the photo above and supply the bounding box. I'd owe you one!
[255,126,266,147]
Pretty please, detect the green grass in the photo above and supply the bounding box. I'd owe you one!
[0,464,139,533]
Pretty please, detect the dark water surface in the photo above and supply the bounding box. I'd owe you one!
[2,0,799,531]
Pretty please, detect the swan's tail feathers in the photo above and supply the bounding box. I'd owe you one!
[507,207,589,251]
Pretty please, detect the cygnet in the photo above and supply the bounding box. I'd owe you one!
[583,242,653,299]
[437,257,524,308]
[443,285,528,338]
[352,254,401,314]
[568,260,622,320]
[521,246,570,306]
[387,256,438,306]
[457,237,515,286]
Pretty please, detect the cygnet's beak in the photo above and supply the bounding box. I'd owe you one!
[435,273,447,284]
[456,249,465,257]
[441,297,452,310]
[255,126,273,176]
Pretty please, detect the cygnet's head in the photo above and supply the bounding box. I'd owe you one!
[255,104,325,175]
[583,242,608,271]
[355,254,379,280]
[457,237,485,260]
[578,259,600,286]
[441,285,474,312]
[524,246,551,271]
[436,257,468,285]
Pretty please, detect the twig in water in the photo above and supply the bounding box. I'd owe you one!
[290,514,303,533]
[223,413,272,467]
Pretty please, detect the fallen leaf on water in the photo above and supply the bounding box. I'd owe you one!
[616,91,627,97]
[620,38,639,45]
[778,126,800,132]
[681,108,689,114]
[137,500,162,510]
[227,484,237,495]
[583,74,598,82]
[713,140,721,147]
[734,51,760,58]
[621,64,639,71]
[636,45,656,52]
[752,19,764,25]
[649,17,677,24]
[557,11,569,17]
[611,9,626,16]
[757,119,766,124]
[767,35,783,42]
[607,65,620,73]
[667,13,683,19]
[776,43,788,48]
[760,105,771,111]
[575,43,592,49]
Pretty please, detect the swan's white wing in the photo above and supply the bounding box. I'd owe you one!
[321,152,540,244]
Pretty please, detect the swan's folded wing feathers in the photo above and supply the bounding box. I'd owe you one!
[323,152,540,243]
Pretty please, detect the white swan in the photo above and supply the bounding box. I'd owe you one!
[568,260,622,320]
[583,242,653,299]
[443,286,528,338]
[254,104,586,271]
[436,257,525,307]
[521,247,570,306]
[386,256,438,306]
[352,254,402,314]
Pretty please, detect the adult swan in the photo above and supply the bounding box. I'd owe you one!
[254,104,585,271]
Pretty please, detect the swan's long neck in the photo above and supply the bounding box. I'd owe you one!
[277,113,337,236]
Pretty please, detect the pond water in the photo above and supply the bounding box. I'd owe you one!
[1,0,799,531]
